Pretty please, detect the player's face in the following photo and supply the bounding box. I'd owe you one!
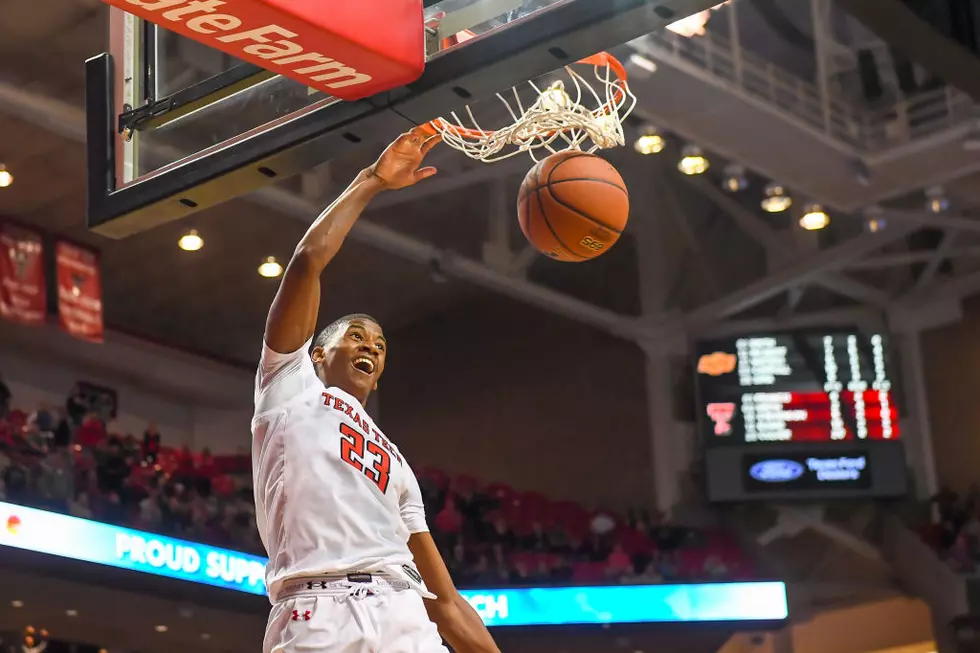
[312,319,387,403]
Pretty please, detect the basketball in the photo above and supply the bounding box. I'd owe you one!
[517,151,630,262]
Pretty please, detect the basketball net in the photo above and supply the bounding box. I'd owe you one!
[424,48,636,163]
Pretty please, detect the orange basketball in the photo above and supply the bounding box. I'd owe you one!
[517,151,629,262]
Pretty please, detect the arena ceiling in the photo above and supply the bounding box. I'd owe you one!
[1,0,980,366]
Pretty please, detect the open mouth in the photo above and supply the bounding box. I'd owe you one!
[351,356,376,375]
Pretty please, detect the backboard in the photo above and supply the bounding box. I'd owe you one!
[87,0,726,238]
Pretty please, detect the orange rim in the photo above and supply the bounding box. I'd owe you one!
[420,51,629,141]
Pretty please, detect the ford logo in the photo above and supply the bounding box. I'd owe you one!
[749,459,805,483]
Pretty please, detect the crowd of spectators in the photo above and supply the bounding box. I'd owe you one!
[918,485,980,573]
[0,374,751,586]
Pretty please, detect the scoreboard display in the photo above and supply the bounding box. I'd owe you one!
[696,332,899,444]
[696,329,908,502]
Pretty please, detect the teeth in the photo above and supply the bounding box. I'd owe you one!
[352,357,375,373]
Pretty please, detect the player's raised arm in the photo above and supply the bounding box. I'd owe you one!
[264,128,441,353]
[408,532,503,653]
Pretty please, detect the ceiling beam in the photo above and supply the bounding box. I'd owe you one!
[848,245,980,271]
[645,220,921,341]
[875,209,980,234]
[909,230,958,295]
[651,162,723,296]
[837,0,980,103]
[695,306,884,339]
[679,174,891,306]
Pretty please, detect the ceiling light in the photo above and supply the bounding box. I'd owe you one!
[678,144,709,175]
[925,186,949,213]
[11,600,23,608]
[258,256,284,278]
[761,183,792,213]
[178,229,203,251]
[865,217,886,233]
[634,128,665,155]
[721,164,748,192]
[66,609,78,617]
[154,625,168,633]
[0,165,12,188]
[200,634,211,641]
[800,204,830,231]
[863,205,885,233]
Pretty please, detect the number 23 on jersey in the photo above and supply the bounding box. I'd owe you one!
[339,423,391,494]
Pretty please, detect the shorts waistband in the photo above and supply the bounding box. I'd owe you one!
[278,573,411,601]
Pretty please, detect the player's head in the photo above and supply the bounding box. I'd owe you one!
[311,313,386,404]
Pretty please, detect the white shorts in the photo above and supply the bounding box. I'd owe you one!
[264,577,449,653]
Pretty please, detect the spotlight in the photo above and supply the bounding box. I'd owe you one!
[155,625,169,633]
[258,256,284,278]
[678,144,709,175]
[721,164,747,192]
[925,186,949,213]
[800,204,830,231]
[178,229,203,251]
[761,183,792,213]
[66,609,78,617]
[11,600,23,608]
[0,165,12,188]
[634,128,665,155]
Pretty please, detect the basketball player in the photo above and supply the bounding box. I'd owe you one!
[253,127,502,653]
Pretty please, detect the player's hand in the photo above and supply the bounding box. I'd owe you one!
[366,128,441,190]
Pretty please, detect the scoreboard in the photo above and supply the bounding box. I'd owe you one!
[696,329,908,502]
[696,332,899,444]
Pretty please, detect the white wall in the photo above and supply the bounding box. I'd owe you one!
[0,320,253,453]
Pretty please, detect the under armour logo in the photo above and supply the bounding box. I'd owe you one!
[306,581,328,590]
[291,610,311,621]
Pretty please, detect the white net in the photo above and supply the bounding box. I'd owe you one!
[428,57,636,163]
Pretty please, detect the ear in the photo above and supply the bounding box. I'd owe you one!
[311,346,326,364]
[373,383,379,391]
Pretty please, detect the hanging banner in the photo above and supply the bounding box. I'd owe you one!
[56,240,103,343]
[0,222,46,326]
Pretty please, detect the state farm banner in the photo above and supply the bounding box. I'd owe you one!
[0,222,46,326]
[56,241,103,343]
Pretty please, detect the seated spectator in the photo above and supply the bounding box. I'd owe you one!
[65,385,89,427]
[52,411,72,449]
[0,374,10,418]
[69,491,94,519]
[434,497,463,538]
[29,404,56,436]
[604,543,633,578]
[96,439,131,495]
[2,459,29,505]
[142,424,162,463]
[76,413,106,448]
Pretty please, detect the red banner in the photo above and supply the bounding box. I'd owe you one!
[56,241,103,343]
[0,222,46,326]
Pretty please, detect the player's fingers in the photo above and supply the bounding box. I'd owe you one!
[414,166,438,181]
[421,133,442,155]
[397,129,423,146]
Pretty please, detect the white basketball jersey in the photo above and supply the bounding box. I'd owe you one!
[251,339,429,602]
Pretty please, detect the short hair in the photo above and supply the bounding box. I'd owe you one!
[313,313,380,350]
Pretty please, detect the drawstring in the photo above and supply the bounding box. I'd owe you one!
[344,585,374,601]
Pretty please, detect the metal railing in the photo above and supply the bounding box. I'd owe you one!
[642,29,977,154]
